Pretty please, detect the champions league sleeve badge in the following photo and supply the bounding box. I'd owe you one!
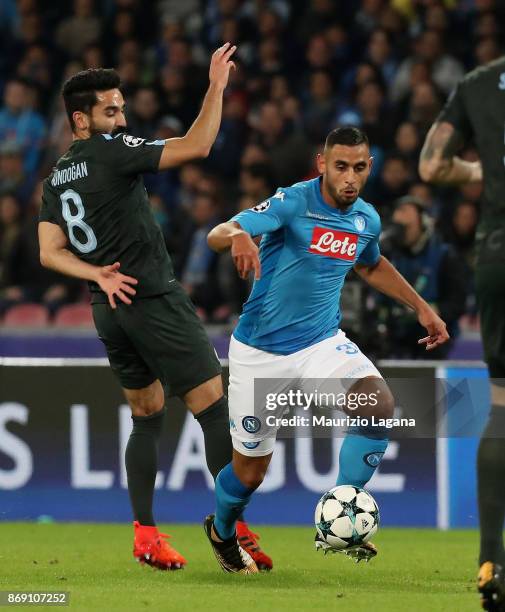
[252,200,271,213]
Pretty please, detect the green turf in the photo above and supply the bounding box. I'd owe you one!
[0,523,480,611]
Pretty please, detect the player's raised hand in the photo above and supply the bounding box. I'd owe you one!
[231,233,261,281]
[209,42,237,90]
[417,308,450,351]
[96,262,138,309]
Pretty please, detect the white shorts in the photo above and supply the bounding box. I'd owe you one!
[228,331,382,457]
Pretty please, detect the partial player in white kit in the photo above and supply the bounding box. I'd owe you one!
[204,127,449,568]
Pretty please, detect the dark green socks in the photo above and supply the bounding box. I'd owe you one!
[194,396,233,480]
[478,405,505,565]
[125,407,166,526]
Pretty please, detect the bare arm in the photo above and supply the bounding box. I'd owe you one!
[158,43,236,170]
[208,221,261,279]
[418,121,482,184]
[355,256,450,350]
[38,221,138,309]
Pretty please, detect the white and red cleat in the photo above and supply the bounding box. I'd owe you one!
[236,521,273,571]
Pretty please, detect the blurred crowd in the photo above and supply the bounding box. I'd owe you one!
[0,0,502,357]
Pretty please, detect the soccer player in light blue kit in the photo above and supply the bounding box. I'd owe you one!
[205,127,449,570]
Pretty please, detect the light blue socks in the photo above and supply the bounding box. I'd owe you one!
[336,432,388,488]
[214,462,255,540]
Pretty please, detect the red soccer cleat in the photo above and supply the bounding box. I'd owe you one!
[236,521,273,571]
[133,521,187,570]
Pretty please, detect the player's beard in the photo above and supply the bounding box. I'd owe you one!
[88,120,127,137]
[110,125,126,136]
[327,183,359,209]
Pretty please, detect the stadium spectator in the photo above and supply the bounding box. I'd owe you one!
[1,183,82,315]
[406,80,443,134]
[16,45,52,99]
[303,70,336,144]
[159,65,197,129]
[126,87,161,139]
[0,194,22,291]
[379,196,467,358]
[354,0,386,40]
[82,44,105,70]
[55,0,101,60]
[444,200,479,271]
[240,143,269,167]
[297,0,338,43]
[392,29,464,101]
[365,28,398,86]
[206,91,248,178]
[0,78,45,176]
[305,33,334,76]
[372,153,413,213]
[394,121,421,164]
[0,141,35,207]
[178,191,225,320]
[474,35,502,66]
[251,100,311,186]
[178,162,206,211]
[239,163,273,203]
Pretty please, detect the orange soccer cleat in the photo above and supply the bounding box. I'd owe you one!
[236,521,273,571]
[133,521,187,570]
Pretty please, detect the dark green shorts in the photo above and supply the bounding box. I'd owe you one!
[92,283,221,395]
[475,261,505,378]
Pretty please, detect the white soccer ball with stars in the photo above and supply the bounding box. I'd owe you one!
[315,485,379,550]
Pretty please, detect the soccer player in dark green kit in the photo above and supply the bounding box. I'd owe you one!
[38,43,269,574]
[420,56,505,610]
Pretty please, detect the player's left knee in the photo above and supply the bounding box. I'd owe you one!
[233,454,270,491]
[347,378,394,420]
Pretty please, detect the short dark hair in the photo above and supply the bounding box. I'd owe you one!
[324,126,369,150]
[62,68,121,131]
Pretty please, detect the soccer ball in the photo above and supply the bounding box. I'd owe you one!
[314,485,379,550]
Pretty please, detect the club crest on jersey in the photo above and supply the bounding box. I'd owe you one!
[252,200,270,213]
[242,416,261,433]
[354,215,366,232]
[123,134,145,147]
[308,227,358,261]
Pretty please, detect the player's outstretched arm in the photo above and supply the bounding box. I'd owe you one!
[207,221,261,280]
[158,43,236,170]
[419,121,482,184]
[39,222,138,309]
[355,255,450,351]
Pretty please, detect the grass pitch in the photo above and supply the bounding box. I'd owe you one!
[1,523,479,611]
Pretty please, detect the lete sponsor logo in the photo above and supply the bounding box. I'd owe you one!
[308,227,358,261]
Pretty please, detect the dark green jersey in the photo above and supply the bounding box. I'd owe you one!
[437,56,505,234]
[39,133,174,302]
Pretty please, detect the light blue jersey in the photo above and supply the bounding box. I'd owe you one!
[230,177,381,354]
